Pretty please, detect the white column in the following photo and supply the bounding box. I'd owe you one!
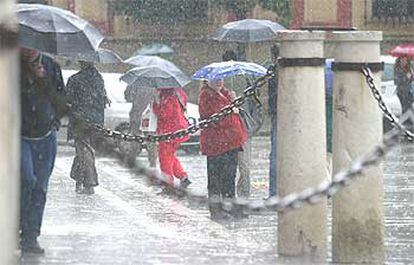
[0,0,19,264]
[331,31,384,263]
[276,31,328,261]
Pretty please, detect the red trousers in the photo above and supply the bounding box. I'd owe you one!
[158,141,187,183]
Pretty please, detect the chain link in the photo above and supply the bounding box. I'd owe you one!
[128,67,407,214]
[361,66,414,141]
[72,65,276,144]
[73,65,405,214]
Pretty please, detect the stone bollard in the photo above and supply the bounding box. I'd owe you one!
[330,31,384,263]
[0,1,19,264]
[276,31,328,262]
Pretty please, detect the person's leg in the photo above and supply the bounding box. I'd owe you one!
[148,141,158,168]
[20,140,36,243]
[207,155,224,219]
[29,131,57,241]
[269,116,277,197]
[220,149,238,199]
[171,143,187,179]
[158,142,175,184]
[71,138,84,192]
[82,136,98,194]
[237,140,251,198]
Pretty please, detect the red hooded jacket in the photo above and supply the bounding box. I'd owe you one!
[198,85,247,156]
[153,88,189,143]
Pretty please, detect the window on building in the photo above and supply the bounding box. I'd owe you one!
[372,0,414,23]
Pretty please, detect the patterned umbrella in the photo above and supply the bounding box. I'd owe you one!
[192,61,267,81]
[17,4,104,55]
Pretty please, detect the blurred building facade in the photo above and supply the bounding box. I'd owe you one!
[292,0,414,48]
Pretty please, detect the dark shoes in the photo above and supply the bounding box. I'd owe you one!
[180,177,192,189]
[21,238,45,255]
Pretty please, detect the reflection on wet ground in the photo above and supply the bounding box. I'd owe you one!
[22,137,413,264]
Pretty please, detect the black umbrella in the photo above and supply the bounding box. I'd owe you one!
[63,48,123,64]
[17,4,104,55]
[210,19,285,43]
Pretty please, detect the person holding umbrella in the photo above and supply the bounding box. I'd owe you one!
[153,87,191,188]
[394,56,414,114]
[67,61,110,194]
[19,47,69,254]
[198,78,247,220]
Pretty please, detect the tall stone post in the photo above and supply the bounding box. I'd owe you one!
[330,31,384,263]
[0,0,19,264]
[277,31,328,262]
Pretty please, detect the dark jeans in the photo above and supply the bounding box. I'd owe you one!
[207,149,239,214]
[20,130,57,240]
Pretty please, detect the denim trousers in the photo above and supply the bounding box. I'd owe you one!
[20,130,57,240]
[269,117,277,197]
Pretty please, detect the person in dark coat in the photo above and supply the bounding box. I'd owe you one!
[198,79,247,220]
[153,87,191,188]
[20,48,69,254]
[394,56,414,114]
[67,61,109,194]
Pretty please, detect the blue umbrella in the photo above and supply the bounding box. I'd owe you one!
[192,61,267,81]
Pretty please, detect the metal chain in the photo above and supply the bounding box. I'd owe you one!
[73,65,276,144]
[131,67,409,213]
[361,66,414,141]
[74,65,405,214]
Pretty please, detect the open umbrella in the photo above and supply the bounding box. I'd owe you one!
[63,48,123,64]
[120,65,190,89]
[133,43,174,56]
[387,44,414,58]
[210,19,285,43]
[17,4,104,55]
[124,55,182,72]
[192,61,267,81]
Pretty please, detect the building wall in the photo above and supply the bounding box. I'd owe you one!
[292,0,414,48]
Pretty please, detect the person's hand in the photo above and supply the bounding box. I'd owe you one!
[230,90,237,99]
[232,107,239,114]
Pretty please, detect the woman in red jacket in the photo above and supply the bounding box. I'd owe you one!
[198,79,247,219]
[153,87,191,188]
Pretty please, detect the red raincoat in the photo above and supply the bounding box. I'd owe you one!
[198,85,247,156]
[153,88,189,181]
[153,88,190,143]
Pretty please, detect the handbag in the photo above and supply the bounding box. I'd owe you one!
[239,92,264,136]
[140,103,157,132]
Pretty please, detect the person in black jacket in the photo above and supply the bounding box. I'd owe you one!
[67,61,109,194]
[20,47,69,254]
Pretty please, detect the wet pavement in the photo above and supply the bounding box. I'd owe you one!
[21,137,413,265]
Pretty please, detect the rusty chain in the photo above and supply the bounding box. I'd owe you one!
[361,66,414,141]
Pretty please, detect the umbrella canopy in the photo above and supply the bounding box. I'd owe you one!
[192,61,267,81]
[133,43,174,56]
[120,65,190,89]
[17,4,104,55]
[210,19,286,43]
[124,55,182,72]
[63,48,123,64]
[387,44,414,58]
